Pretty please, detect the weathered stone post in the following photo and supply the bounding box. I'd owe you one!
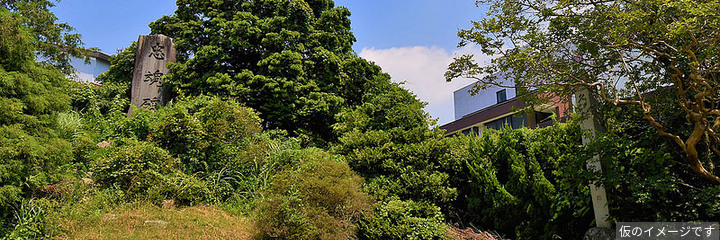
[128,34,176,114]
[576,86,611,228]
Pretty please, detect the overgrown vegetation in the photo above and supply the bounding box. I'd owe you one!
[448,122,592,239]
[2,0,719,239]
[255,148,373,239]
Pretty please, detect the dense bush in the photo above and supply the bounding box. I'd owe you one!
[358,198,448,240]
[255,148,373,240]
[593,101,720,223]
[91,138,209,206]
[148,96,263,174]
[447,122,592,239]
[333,82,459,208]
[79,96,271,206]
[333,80,461,239]
[68,81,129,116]
[0,7,75,237]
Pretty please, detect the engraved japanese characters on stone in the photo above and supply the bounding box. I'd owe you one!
[140,97,161,109]
[143,70,164,86]
[149,42,165,60]
[128,34,176,115]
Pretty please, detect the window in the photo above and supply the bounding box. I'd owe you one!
[535,111,553,123]
[496,89,507,103]
[485,113,527,130]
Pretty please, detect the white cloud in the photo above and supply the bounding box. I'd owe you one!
[359,45,488,126]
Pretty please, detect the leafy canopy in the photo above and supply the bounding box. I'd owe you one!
[0,5,74,235]
[1,0,90,73]
[447,0,720,183]
[149,0,377,145]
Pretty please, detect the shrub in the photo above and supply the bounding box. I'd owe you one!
[146,96,265,204]
[358,198,448,240]
[448,122,592,239]
[77,97,268,206]
[91,138,208,205]
[0,7,75,237]
[589,101,720,223]
[92,139,176,194]
[68,81,129,116]
[333,82,461,208]
[147,171,209,206]
[148,96,262,174]
[591,123,720,223]
[0,126,74,237]
[255,148,373,240]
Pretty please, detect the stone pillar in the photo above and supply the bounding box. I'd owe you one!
[576,87,611,228]
[128,34,176,114]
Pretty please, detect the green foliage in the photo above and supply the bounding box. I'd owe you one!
[449,0,720,99]
[0,6,75,237]
[448,0,720,183]
[3,200,48,240]
[332,80,459,239]
[67,42,137,116]
[0,9,70,131]
[83,96,272,207]
[255,148,373,240]
[334,81,459,207]
[0,126,73,199]
[68,81,130,116]
[91,138,210,206]
[215,130,301,210]
[79,96,284,208]
[96,42,136,86]
[358,198,448,240]
[1,0,90,74]
[0,7,34,72]
[147,96,263,174]
[91,139,170,194]
[148,0,388,145]
[592,103,720,223]
[55,111,82,140]
[447,122,591,239]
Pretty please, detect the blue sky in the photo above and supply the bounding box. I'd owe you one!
[52,0,489,125]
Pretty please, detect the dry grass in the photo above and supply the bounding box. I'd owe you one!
[54,203,257,240]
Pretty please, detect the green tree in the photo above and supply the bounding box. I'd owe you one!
[0,6,73,237]
[447,0,720,183]
[148,0,378,145]
[1,0,89,73]
[331,71,456,240]
[590,101,720,223]
[333,78,459,208]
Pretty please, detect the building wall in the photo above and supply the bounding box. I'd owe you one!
[441,77,571,136]
[69,55,110,85]
[454,81,516,120]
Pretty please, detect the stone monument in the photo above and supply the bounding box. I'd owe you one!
[128,34,176,114]
[576,87,611,228]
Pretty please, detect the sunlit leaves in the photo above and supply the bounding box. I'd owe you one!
[149,0,374,145]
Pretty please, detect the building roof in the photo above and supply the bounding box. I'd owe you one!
[87,51,111,62]
[440,96,526,134]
